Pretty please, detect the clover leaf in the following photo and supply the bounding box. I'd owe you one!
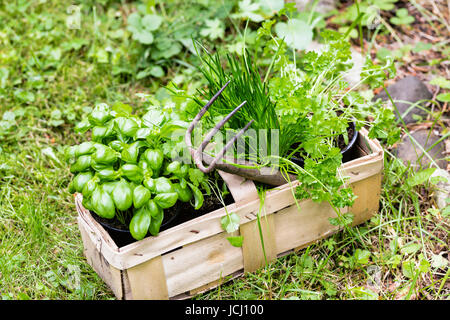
[390,8,414,26]
[232,0,264,22]
[127,12,142,34]
[152,39,182,59]
[431,78,450,102]
[127,12,163,45]
[133,31,154,45]
[430,76,450,89]
[274,18,313,50]
[369,0,398,11]
[258,0,284,17]
[141,14,163,31]
[227,235,244,247]
[437,93,450,102]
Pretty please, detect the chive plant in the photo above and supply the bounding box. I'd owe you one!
[193,50,305,162]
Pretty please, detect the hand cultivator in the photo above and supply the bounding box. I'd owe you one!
[185,81,295,186]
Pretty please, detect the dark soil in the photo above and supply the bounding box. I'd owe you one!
[91,192,234,247]
[169,192,234,227]
[92,203,179,232]
[93,209,132,231]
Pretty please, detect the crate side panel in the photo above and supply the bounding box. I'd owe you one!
[162,231,244,298]
[350,173,382,225]
[274,174,382,255]
[187,270,244,298]
[273,200,341,254]
[116,188,293,269]
[78,217,123,299]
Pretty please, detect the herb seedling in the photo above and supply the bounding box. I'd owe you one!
[390,8,415,26]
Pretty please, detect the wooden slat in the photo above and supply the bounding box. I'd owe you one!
[189,279,223,297]
[77,216,123,299]
[340,155,383,184]
[76,193,119,251]
[113,184,301,269]
[273,199,342,254]
[292,229,342,253]
[124,256,169,300]
[358,127,383,155]
[75,194,121,271]
[162,231,243,297]
[218,170,259,203]
[240,214,277,272]
[172,270,245,300]
[350,173,382,225]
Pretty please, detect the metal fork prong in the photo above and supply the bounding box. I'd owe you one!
[193,80,231,122]
[204,120,255,173]
[198,100,247,152]
[185,80,231,150]
[193,100,247,172]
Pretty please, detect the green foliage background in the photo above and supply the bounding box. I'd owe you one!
[0,0,448,300]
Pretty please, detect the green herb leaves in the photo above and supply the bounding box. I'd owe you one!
[221,212,240,233]
[200,19,225,40]
[127,13,162,44]
[65,102,212,241]
[390,8,414,26]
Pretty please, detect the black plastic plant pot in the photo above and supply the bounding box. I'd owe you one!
[93,204,182,248]
[291,121,359,167]
[340,121,359,163]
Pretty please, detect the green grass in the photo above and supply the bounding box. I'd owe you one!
[0,0,131,300]
[0,0,448,300]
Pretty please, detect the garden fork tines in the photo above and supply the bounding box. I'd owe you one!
[185,80,254,174]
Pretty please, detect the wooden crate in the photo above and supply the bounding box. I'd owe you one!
[76,128,384,300]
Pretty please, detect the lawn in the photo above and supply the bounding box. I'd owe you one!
[0,0,448,300]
